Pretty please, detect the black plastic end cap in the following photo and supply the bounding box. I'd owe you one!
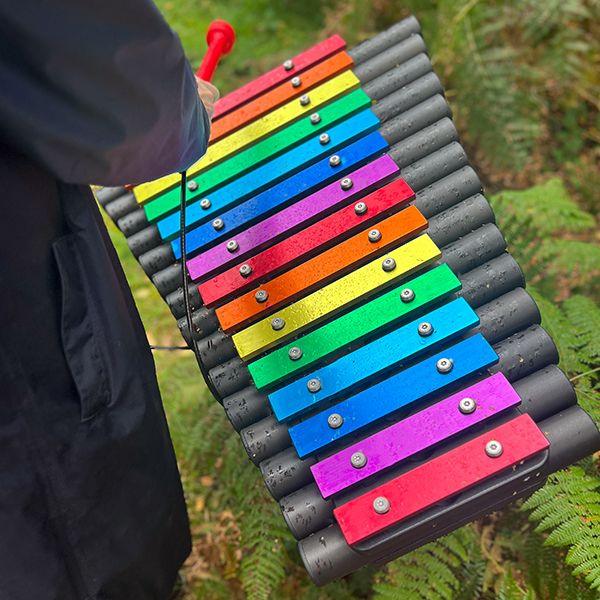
[117,207,149,237]
[240,415,292,466]
[152,263,184,297]
[210,358,252,400]
[95,186,128,206]
[139,244,176,277]
[103,192,137,222]
[166,286,202,319]
[223,384,270,431]
[259,446,315,499]
[127,225,163,258]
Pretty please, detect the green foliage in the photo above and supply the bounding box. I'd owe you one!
[496,571,534,600]
[372,526,484,600]
[489,178,599,300]
[522,468,600,591]
[395,0,600,183]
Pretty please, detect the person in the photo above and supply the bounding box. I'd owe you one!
[0,1,219,598]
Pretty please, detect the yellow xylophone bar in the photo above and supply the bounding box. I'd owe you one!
[232,235,441,361]
[134,70,360,204]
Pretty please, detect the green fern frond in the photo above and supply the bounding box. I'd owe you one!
[220,436,290,600]
[497,571,535,600]
[490,178,596,238]
[372,526,483,600]
[564,296,600,369]
[526,289,600,425]
[522,467,600,591]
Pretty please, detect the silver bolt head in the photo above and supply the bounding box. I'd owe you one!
[418,322,434,337]
[327,413,343,429]
[459,397,477,414]
[271,317,285,331]
[354,202,367,215]
[340,177,353,191]
[329,154,341,167]
[319,133,330,145]
[291,76,301,88]
[283,59,294,71]
[436,357,454,374]
[288,346,303,361]
[200,198,212,210]
[226,240,239,253]
[300,94,310,106]
[350,451,367,469]
[239,263,252,277]
[255,289,268,303]
[307,378,321,393]
[485,440,503,458]
[368,229,382,243]
[212,218,224,231]
[400,288,415,303]
[310,112,321,125]
[373,496,391,514]
[187,180,199,191]
[382,257,396,272]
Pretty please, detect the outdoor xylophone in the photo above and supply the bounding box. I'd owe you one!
[97,16,600,585]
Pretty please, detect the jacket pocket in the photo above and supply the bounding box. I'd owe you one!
[52,234,111,421]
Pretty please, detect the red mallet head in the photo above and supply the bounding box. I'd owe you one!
[197,20,236,82]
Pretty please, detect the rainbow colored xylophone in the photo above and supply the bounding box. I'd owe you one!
[97,16,600,585]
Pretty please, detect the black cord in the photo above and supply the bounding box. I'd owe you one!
[178,170,220,400]
[150,345,191,351]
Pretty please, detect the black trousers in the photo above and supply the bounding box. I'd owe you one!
[0,144,191,599]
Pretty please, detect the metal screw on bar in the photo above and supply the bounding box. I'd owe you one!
[226,240,239,253]
[354,202,367,215]
[418,322,434,337]
[368,229,382,243]
[300,94,311,106]
[373,496,391,515]
[212,218,224,231]
[319,133,330,145]
[310,113,321,125]
[340,177,353,191]
[350,451,367,469]
[382,257,396,272]
[239,263,252,278]
[283,59,294,71]
[200,198,212,210]
[485,440,503,458]
[400,288,415,303]
[459,397,476,415]
[307,378,321,393]
[291,76,301,88]
[255,289,268,303]
[187,180,199,191]
[436,357,453,374]
[327,413,343,429]
[271,317,285,331]
[329,154,341,167]
[288,346,303,361]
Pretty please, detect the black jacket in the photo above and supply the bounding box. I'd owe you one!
[0,1,209,598]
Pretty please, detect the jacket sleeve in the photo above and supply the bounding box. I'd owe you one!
[0,0,209,186]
